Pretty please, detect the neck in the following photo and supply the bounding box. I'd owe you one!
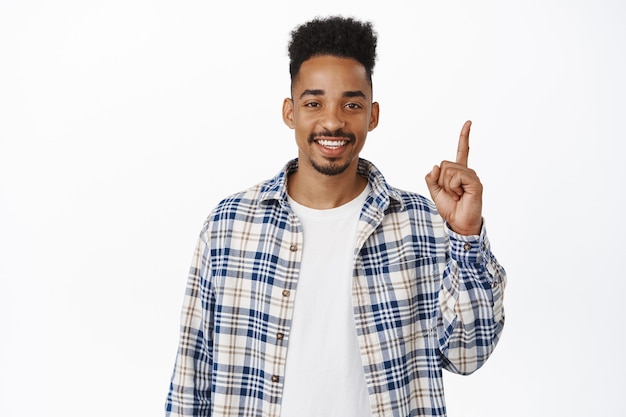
[287,161,367,209]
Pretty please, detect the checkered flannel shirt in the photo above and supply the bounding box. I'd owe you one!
[165,158,506,416]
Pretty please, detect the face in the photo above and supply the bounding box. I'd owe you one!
[282,55,379,177]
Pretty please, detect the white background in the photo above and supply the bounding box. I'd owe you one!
[1,1,624,415]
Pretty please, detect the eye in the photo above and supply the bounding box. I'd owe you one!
[345,102,363,110]
[304,101,321,108]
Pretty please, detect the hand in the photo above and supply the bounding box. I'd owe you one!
[425,120,483,236]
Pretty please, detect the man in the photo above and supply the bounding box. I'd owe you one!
[165,16,506,417]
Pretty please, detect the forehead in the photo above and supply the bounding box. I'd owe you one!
[292,55,371,97]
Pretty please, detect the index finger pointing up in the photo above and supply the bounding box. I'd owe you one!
[456,120,472,167]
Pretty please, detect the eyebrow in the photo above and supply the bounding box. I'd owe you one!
[299,89,367,99]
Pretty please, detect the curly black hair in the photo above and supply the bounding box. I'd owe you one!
[288,16,377,84]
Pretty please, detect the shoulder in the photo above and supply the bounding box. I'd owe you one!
[398,188,437,213]
[207,182,273,222]
[201,160,294,230]
[359,158,438,216]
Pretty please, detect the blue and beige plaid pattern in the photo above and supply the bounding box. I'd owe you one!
[166,158,506,416]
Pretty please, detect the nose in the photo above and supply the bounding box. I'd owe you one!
[320,105,345,131]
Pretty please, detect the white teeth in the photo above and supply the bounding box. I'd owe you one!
[317,140,347,148]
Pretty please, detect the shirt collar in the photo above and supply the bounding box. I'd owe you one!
[259,158,405,212]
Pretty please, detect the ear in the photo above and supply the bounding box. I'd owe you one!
[368,101,380,131]
[282,98,295,129]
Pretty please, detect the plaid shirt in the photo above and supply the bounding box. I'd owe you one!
[165,158,506,417]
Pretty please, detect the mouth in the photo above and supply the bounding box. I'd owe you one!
[309,130,355,150]
[315,139,349,149]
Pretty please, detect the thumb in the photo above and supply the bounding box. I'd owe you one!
[424,165,441,199]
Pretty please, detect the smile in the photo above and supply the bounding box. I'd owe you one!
[316,139,348,148]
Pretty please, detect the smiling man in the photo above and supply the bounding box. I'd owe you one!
[165,16,506,417]
[283,54,378,208]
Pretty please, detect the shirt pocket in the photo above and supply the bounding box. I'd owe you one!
[379,256,440,336]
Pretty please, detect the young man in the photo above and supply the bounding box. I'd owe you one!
[165,16,506,417]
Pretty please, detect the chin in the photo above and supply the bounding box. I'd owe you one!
[311,159,352,176]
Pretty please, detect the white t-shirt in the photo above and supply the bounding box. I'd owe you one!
[281,185,372,417]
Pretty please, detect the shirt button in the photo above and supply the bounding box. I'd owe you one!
[493,280,499,288]
[282,289,290,297]
[276,332,284,340]
[463,243,472,251]
[289,244,298,252]
[271,375,280,383]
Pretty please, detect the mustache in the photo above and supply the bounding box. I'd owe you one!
[308,129,356,143]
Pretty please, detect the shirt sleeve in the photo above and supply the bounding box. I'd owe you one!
[437,221,507,375]
[165,233,215,416]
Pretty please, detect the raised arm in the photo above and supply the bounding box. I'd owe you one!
[426,121,506,374]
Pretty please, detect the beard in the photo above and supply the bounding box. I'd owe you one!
[307,129,356,176]
[310,158,351,176]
